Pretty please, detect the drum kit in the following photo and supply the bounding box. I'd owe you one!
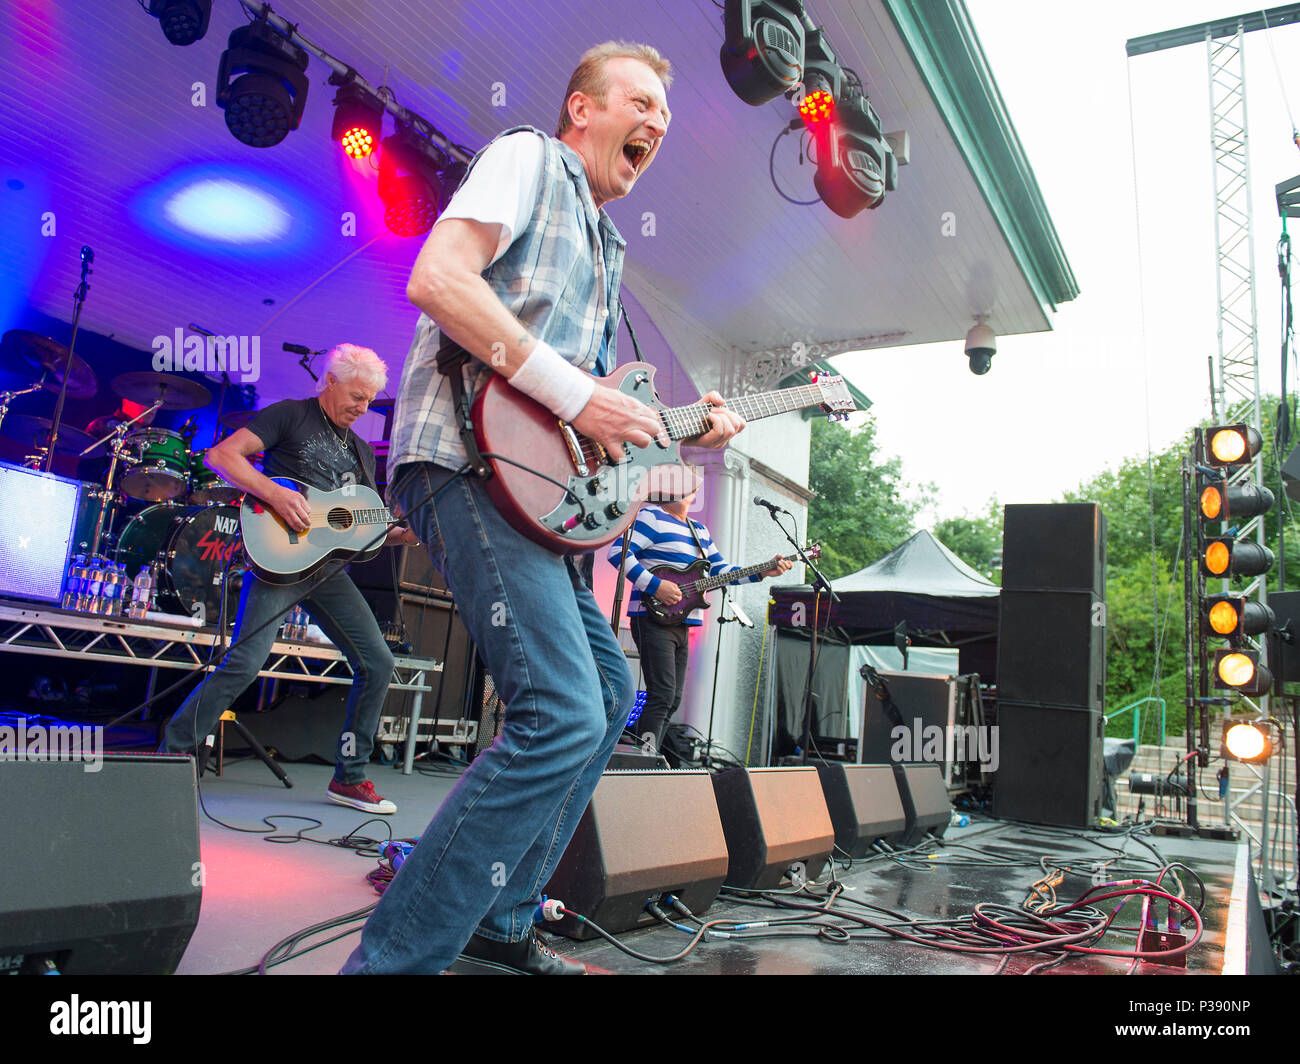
[1,329,258,624]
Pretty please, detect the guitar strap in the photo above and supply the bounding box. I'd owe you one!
[435,334,493,480]
[684,516,708,567]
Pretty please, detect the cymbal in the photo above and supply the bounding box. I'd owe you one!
[111,371,212,411]
[1,414,98,456]
[219,409,260,430]
[1,330,98,399]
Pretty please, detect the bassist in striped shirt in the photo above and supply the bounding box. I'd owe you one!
[609,484,791,753]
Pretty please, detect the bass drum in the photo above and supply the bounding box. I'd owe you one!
[115,504,245,626]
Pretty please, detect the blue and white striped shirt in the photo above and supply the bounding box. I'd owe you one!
[608,506,762,625]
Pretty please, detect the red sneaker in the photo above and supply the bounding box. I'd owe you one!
[327,778,396,814]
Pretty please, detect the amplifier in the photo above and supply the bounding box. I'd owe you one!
[0,462,80,603]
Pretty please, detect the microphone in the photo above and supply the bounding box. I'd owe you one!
[753,496,788,515]
[80,245,94,264]
[286,343,319,382]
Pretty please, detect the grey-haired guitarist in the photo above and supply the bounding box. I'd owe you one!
[607,484,792,753]
[158,344,415,815]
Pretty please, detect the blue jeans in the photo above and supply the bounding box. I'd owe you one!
[159,569,394,784]
[340,462,635,974]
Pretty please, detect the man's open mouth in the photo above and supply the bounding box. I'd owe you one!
[623,140,651,173]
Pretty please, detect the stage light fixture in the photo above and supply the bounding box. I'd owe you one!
[1213,649,1272,695]
[720,0,807,106]
[1201,536,1274,578]
[216,21,310,148]
[798,89,834,129]
[1204,594,1275,641]
[796,27,842,131]
[1205,423,1263,468]
[1197,478,1275,524]
[1221,718,1273,763]
[332,83,383,159]
[148,0,211,46]
[379,134,452,237]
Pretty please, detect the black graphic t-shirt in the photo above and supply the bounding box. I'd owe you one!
[246,398,377,494]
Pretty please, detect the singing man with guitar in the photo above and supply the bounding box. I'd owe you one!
[610,485,793,754]
[158,344,415,815]
[343,42,757,977]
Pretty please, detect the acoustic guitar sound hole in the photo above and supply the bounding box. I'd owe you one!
[327,508,354,531]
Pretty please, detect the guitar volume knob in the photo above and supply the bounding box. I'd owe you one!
[605,503,624,519]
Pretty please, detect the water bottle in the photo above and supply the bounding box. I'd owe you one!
[63,555,85,609]
[129,565,153,620]
[85,557,105,614]
[949,810,969,829]
[103,563,123,617]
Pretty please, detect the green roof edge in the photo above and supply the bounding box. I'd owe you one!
[883,0,1080,311]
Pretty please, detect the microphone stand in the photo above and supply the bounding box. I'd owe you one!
[705,585,752,768]
[762,505,839,765]
[45,249,93,472]
[79,400,163,560]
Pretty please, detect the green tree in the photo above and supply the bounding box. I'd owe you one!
[807,416,932,579]
[934,499,1004,583]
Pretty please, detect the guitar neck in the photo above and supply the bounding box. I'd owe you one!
[659,384,826,440]
[346,506,394,526]
[686,552,799,594]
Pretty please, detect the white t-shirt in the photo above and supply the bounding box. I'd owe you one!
[437,131,545,266]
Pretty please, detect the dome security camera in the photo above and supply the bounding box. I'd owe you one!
[965,321,996,375]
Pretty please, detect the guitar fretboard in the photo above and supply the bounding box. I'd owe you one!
[685,553,800,594]
[658,385,827,441]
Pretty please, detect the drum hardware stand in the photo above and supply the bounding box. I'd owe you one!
[0,381,44,435]
[196,708,293,787]
[79,400,162,561]
[44,246,93,473]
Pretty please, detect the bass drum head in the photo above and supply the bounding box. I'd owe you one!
[116,504,244,625]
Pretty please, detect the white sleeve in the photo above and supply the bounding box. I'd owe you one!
[436,131,544,266]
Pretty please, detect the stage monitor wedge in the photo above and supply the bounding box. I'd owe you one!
[815,763,907,856]
[0,753,202,974]
[895,763,952,846]
[544,770,729,940]
[712,766,834,889]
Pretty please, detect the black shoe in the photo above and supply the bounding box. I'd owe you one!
[449,929,587,975]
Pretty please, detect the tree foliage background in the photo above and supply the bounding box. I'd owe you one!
[806,398,1300,745]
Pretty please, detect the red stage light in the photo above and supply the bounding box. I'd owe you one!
[339,124,375,159]
[799,89,834,128]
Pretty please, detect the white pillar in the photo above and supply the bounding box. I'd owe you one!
[678,445,751,742]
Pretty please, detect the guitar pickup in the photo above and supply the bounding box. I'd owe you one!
[557,420,591,476]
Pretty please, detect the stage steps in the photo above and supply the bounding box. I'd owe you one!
[1113,742,1283,836]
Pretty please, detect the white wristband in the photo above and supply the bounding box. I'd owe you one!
[507,340,595,422]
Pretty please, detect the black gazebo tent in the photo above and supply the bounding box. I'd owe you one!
[765,531,1001,758]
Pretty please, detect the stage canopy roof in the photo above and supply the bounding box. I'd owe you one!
[0,1,1076,409]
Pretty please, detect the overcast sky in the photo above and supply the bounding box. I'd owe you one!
[829,1,1300,526]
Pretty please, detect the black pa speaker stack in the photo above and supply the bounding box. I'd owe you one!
[994,503,1107,828]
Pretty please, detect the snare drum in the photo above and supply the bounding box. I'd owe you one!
[120,429,189,502]
[187,450,242,505]
[115,503,244,625]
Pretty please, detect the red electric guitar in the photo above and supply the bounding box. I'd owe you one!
[472,363,854,554]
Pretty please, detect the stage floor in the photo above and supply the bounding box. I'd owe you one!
[175,757,1246,977]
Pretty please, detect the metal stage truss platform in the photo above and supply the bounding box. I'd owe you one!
[0,599,450,773]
